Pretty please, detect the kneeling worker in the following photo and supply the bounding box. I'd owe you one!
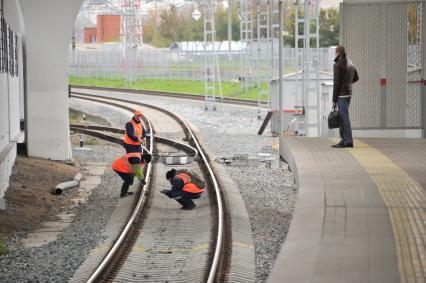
[160,169,204,210]
[112,152,152,197]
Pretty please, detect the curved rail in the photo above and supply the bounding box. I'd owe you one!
[70,84,260,107]
[70,124,199,160]
[71,93,227,282]
[84,101,154,283]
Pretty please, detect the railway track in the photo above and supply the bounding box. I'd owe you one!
[70,93,231,282]
[70,85,260,108]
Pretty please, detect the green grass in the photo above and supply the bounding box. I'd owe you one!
[0,239,8,256]
[69,108,111,126]
[84,137,100,145]
[69,76,269,101]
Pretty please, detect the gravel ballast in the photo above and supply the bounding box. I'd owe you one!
[0,143,126,282]
[71,91,297,283]
[0,95,296,283]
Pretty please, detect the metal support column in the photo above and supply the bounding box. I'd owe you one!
[228,0,232,61]
[256,0,272,119]
[422,2,426,137]
[239,0,254,90]
[294,0,320,136]
[279,0,283,134]
[203,0,223,110]
[121,0,143,86]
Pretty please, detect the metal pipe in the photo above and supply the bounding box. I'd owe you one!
[53,173,82,195]
[228,0,232,61]
[278,0,283,134]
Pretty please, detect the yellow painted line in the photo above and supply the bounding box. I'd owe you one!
[233,241,255,249]
[131,243,209,254]
[347,139,426,283]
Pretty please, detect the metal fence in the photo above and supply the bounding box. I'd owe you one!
[68,45,336,82]
[341,1,424,130]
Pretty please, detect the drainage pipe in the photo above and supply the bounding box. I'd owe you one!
[53,172,82,195]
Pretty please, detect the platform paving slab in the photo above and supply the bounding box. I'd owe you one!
[267,137,426,283]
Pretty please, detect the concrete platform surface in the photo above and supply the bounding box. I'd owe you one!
[268,137,426,283]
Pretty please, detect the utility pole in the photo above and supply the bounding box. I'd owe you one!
[228,0,232,61]
[278,0,283,135]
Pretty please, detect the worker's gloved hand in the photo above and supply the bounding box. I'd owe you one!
[142,153,152,163]
[140,179,146,186]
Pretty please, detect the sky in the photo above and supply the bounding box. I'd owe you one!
[320,0,342,8]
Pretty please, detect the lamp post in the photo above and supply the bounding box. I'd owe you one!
[278,0,283,136]
[192,6,202,20]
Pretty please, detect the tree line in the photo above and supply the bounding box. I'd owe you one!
[142,4,340,48]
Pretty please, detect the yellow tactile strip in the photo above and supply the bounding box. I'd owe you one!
[347,140,426,283]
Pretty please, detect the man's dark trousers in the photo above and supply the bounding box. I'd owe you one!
[123,143,141,154]
[337,97,353,145]
[114,170,134,196]
[166,190,201,208]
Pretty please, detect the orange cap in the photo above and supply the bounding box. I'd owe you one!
[134,110,142,116]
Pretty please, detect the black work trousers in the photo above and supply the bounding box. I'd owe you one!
[123,142,142,154]
[172,190,202,208]
[114,170,134,196]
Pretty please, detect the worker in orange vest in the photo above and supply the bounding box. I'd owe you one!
[112,152,152,197]
[160,169,204,210]
[123,110,147,154]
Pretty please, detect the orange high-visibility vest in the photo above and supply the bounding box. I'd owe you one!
[111,152,142,174]
[175,173,204,194]
[123,119,143,146]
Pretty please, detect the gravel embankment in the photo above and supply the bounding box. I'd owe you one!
[0,142,125,280]
[71,92,297,283]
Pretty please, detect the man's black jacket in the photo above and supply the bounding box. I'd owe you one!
[333,55,359,103]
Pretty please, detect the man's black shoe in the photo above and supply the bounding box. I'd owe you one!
[344,143,354,148]
[180,203,196,210]
[332,144,344,148]
[180,205,196,210]
[120,192,134,198]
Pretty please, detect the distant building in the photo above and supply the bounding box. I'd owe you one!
[97,15,120,42]
[83,15,121,44]
[84,27,97,43]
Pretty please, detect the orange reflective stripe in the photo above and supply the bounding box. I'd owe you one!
[112,153,141,174]
[176,173,191,184]
[123,120,143,145]
[183,183,203,194]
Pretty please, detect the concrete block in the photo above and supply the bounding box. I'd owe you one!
[0,198,6,210]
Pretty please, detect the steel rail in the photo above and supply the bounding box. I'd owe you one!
[71,92,226,282]
[70,124,199,159]
[70,84,260,107]
[83,100,154,283]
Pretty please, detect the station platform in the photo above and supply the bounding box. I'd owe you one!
[268,137,426,283]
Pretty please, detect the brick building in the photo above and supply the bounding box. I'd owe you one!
[83,15,120,43]
[83,27,97,43]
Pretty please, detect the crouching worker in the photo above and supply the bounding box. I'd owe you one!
[160,169,205,210]
[112,152,152,198]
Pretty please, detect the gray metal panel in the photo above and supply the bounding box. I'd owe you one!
[423,3,426,135]
[406,70,422,127]
[386,4,408,127]
[342,3,381,128]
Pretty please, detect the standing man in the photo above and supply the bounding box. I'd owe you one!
[123,110,146,153]
[332,45,359,148]
[160,169,204,210]
[112,152,152,197]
